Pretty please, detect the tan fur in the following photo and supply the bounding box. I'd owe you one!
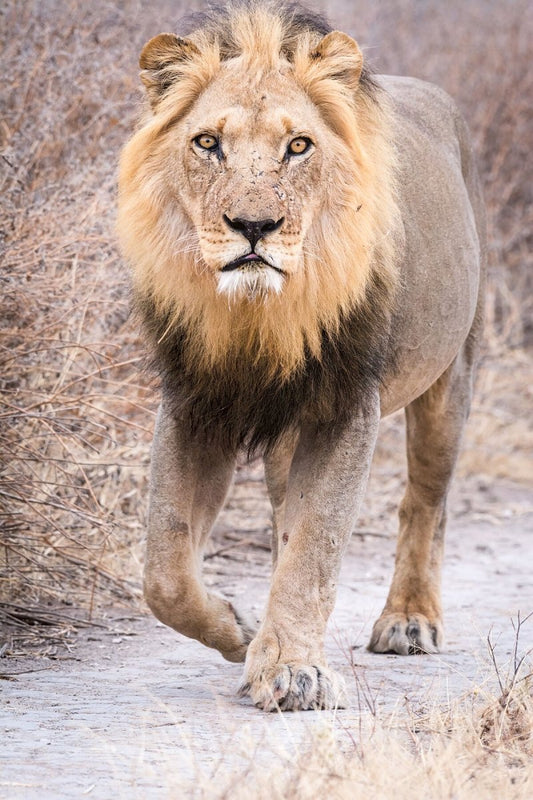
[118,4,485,712]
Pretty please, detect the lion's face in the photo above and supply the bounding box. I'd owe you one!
[154,66,336,299]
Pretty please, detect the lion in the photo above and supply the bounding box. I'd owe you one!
[117,1,485,712]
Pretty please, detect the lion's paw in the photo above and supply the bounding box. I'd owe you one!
[368,612,442,655]
[239,663,347,712]
[215,602,257,663]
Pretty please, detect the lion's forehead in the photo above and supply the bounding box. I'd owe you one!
[184,66,322,148]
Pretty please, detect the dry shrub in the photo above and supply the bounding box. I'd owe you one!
[0,0,162,623]
[480,613,533,755]
[1,0,532,629]
[480,679,533,757]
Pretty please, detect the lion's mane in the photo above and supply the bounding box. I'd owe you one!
[119,1,400,453]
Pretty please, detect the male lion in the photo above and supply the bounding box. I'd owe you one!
[118,1,485,711]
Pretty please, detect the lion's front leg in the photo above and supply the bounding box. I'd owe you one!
[144,402,255,663]
[239,557,348,711]
[241,402,380,710]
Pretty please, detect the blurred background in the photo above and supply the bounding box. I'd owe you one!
[1,0,531,647]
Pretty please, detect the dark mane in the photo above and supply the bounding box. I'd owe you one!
[178,0,378,98]
[137,271,394,456]
[180,1,331,48]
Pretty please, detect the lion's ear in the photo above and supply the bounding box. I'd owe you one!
[308,31,363,91]
[139,33,201,108]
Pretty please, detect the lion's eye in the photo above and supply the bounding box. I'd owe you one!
[287,137,312,156]
[194,134,219,151]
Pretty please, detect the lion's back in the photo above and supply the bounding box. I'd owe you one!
[377,75,486,415]
[379,75,481,201]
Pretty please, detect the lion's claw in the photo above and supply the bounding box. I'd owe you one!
[368,612,442,655]
[239,663,347,711]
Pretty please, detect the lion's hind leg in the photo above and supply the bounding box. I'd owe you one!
[369,343,478,655]
[143,403,256,663]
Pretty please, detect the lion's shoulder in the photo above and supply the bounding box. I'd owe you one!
[378,75,470,155]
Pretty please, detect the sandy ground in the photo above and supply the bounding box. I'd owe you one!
[1,463,532,799]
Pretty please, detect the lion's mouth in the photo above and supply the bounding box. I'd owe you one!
[221,253,284,274]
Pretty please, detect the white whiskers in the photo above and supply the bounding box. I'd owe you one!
[217,266,284,301]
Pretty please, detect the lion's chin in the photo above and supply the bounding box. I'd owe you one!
[216,265,285,300]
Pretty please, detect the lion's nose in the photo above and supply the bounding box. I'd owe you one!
[223,214,284,250]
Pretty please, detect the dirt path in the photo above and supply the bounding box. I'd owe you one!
[2,472,532,799]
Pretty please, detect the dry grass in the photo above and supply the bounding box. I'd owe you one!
[1,0,532,633]
[193,616,532,799]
